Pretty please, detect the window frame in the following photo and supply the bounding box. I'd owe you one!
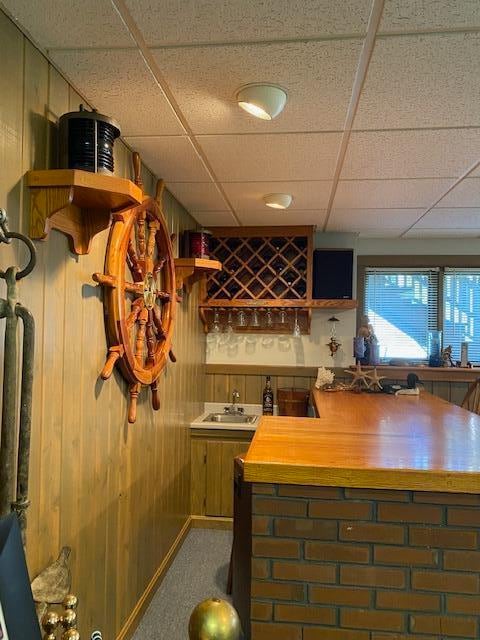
[357,255,480,363]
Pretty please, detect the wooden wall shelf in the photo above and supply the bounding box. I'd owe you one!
[175,258,222,292]
[199,299,357,309]
[27,169,143,255]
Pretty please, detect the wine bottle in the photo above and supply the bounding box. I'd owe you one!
[262,376,274,415]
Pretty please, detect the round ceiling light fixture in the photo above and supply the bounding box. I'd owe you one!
[263,193,293,209]
[236,83,287,120]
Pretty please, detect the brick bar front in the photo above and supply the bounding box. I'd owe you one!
[251,483,480,639]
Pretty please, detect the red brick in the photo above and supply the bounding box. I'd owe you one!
[252,515,271,535]
[409,526,477,549]
[444,549,480,571]
[278,485,342,499]
[341,609,405,632]
[251,580,304,601]
[304,629,369,640]
[309,585,372,607]
[253,483,276,495]
[252,558,270,579]
[413,491,480,506]
[306,541,370,563]
[374,545,437,567]
[253,497,307,517]
[251,600,273,621]
[251,621,301,640]
[448,507,480,527]
[446,595,480,615]
[345,488,410,502]
[412,570,479,594]
[410,614,477,637]
[273,560,336,584]
[341,565,406,589]
[376,591,440,612]
[377,502,442,524]
[339,521,405,544]
[253,537,300,559]
[274,603,335,625]
[274,517,337,540]
[309,500,372,520]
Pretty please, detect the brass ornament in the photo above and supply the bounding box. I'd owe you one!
[189,598,241,640]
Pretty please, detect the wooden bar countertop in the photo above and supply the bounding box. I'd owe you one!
[243,389,480,493]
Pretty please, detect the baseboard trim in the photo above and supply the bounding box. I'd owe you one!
[116,516,192,640]
[190,515,233,530]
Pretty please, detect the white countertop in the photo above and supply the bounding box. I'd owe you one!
[190,403,277,431]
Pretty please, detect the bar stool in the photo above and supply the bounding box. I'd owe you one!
[462,378,480,415]
[227,454,251,638]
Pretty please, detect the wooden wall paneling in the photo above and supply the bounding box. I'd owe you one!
[220,441,247,517]
[228,374,246,404]
[205,374,215,402]
[245,375,262,404]
[205,441,222,516]
[191,439,207,515]
[214,373,229,403]
[450,382,468,407]
[432,380,450,401]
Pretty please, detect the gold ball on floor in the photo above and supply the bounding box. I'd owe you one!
[189,598,241,640]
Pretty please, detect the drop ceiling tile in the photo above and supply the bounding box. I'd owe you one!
[49,49,183,136]
[415,208,480,229]
[380,0,480,33]
[198,133,342,181]
[123,137,212,182]
[333,179,452,208]
[152,39,363,134]
[342,130,480,179]
[191,211,239,226]
[126,0,370,46]
[236,210,326,227]
[328,208,423,232]
[355,33,480,129]
[440,178,480,207]
[167,183,228,211]
[1,0,134,48]
[222,181,332,211]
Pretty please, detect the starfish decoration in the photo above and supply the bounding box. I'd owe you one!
[364,367,386,391]
[344,364,370,390]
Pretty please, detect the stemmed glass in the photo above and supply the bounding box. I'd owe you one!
[265,309,274,329]
[278,309,287,326]
[226,311,234,333]
[292,309,301,338]
[211,309,221,333]
[236,309,247,328]
[250,308,261,328]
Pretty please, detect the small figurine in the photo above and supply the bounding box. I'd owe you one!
[441,345,455,367]
[326,336,341,358]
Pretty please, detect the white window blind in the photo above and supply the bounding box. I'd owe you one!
[444,268,480,363]
[364,268,439,361]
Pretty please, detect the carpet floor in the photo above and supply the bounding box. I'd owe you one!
[132,528,233,639]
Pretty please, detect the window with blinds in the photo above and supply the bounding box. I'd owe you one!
[443,268,480,363]
[364,268,439,361]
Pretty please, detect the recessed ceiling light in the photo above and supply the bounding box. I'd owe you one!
[263,193,293,209]
[236,84,287,120]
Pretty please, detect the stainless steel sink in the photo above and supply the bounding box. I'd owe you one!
[203,413,258,424]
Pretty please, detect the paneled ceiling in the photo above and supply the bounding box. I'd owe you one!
[2,0,480,237]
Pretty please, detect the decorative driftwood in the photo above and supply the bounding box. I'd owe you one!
[31,547,72,605]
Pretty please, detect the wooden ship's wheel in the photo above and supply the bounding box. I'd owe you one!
[93,154,176,423]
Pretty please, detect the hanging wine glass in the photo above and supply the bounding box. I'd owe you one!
[278,309,287,325]
[251,308,261,328]
[226,310,234,333]
[265,309,274,329]
[292,308,301,338]
[211,309,221,333]
[236,309,247,328]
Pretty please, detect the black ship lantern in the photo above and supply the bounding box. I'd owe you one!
[59,105,121,174]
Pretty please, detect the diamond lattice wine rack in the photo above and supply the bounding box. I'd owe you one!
[199,226,314,334]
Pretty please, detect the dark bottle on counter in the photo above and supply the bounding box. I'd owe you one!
[262,376,274,415]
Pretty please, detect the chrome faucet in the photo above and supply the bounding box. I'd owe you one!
[224,389,243,415]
